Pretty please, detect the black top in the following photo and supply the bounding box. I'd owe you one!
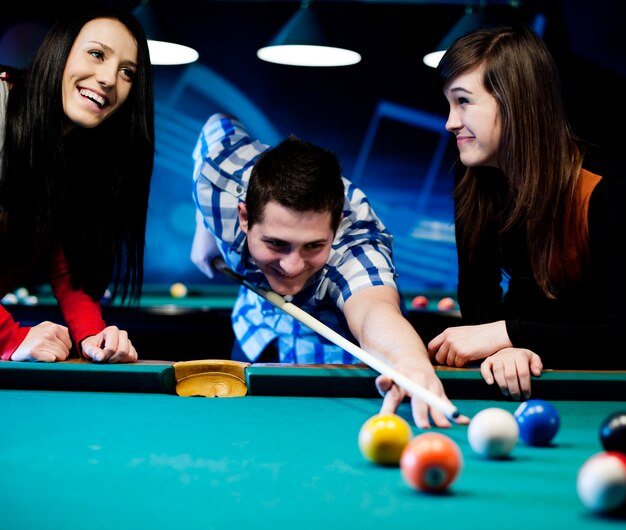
[456,174,626,369]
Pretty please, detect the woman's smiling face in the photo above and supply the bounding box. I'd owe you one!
[62,17,138,133]
[443,65,502,168]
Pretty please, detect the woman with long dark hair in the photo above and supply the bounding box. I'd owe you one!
[1,8,154,362]
[429,26,625,399]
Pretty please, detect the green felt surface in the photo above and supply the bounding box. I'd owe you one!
[9,283,240,310]
[8,283,457,312]
[1,384,626,529]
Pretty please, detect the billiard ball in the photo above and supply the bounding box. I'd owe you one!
[437,297,456,311]
[599,411,626,454]
[170,282,188,299]
[14,286,29,300]
[358,413,413,465]
[21,295,39,306]
[577,451,626,514]
[411,295,429,309]
[400,432,463,492]
[100,288,113,304]
[514,399,560,446]
[468,407,519,458]
[1,293,18,305]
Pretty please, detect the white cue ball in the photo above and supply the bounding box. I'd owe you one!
[577,452,626,513]
[468,407,519,458]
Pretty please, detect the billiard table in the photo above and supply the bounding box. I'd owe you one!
[3,283,462,361]
[1,361,625,530]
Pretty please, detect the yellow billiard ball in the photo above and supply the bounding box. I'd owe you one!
[358,413,413,466]
[169,282,188,299]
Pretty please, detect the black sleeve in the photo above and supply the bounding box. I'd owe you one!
[456,214,506,324]
[506,177,626,368]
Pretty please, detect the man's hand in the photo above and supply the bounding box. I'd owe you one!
[375,374,470,429]
[344,285,469,429]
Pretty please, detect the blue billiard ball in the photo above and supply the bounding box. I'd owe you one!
[100,288,113,305]
[514,399,560,446]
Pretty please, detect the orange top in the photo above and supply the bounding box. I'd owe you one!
[552,168,602,285]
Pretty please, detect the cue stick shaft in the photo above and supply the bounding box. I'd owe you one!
[212,257,460,421]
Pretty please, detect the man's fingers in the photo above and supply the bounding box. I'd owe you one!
[375,375,394,397]
[379,383,404,416]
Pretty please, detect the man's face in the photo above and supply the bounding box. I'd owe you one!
[239,200,335,296]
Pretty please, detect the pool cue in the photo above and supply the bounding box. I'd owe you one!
[212,257,461,421]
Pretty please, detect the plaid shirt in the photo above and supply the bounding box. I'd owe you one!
[192,113,397,363]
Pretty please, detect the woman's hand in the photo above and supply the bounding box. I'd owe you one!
[428,321,512,367]
[10,321,72,362]
[81,326,138,363]
[480,347,543,400]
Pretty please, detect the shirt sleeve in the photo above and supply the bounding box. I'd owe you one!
[192,113,268,262]
[325,178,399,308]
[50,246,106,351]
[456,214,506,324]
[0,306,30,360]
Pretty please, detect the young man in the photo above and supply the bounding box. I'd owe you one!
[191,113,467,429]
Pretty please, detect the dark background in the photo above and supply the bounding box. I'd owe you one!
[2,0,624,295]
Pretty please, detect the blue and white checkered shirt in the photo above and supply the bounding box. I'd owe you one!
[192,113,398,363]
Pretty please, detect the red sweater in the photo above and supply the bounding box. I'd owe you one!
[0,246,107,360]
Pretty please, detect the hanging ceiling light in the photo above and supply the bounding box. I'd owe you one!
[257,0,361,67]
[423,3,489,69]
[423,1,543,69]
[133,1,199,66]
